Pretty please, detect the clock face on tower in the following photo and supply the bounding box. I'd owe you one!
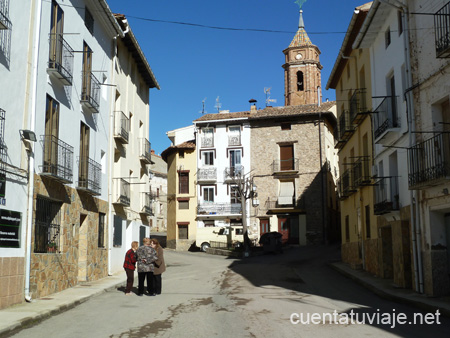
[295,53,303,60]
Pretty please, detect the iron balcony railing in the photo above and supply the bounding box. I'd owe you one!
[408,132,450,189]
[338,110,355,142]
[197,167,217,181]
[140,138,152,164]
[0,0,10,30]
[77,156,101,195]
[141,192,154,215]
[114,178,130,206]
[197,202,242,215]
[81,71,101,113]
[265,198,304,210]
[353,157,372,187]
[0,0,11,64]
[374,176,399,215]
[48,34,74,86]
[272,159,299,173]
[340,168,357,198]
[201,136,214,148]
[228,134,241,146]
[114,111,129,143]
[40,135,74,184]
[224,166,244,180]
[349,89,370,125]
[373,96,399,140]
[434,1,450,58]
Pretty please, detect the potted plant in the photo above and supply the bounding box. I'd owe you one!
[47,242,58,253]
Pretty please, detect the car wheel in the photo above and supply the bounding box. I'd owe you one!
[200,242,210,252]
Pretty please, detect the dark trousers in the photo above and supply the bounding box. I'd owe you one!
[124,268,135,293]
[153,274,162,294]
[138,271,154,295]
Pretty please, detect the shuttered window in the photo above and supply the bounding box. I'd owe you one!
[280,144,294,171]
[179,172,189,194]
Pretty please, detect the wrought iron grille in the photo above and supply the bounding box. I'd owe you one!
[34,196,61,253]
[349,89,369,124]
[338,110,355,141]
[228,135,241,146]
[353,157,371,187]
[140,138,151,163]
[78,156,101,195]
[141,192,153,215]
[224,166,244,180]
[0,0,11,64]
[374,177,399,214]
[271,159,299,172]
[0,108,6,197]
[373,96,399,139]
[114,111,129,143]
[48,34,74,85]
[197,203,242,215]
[201,136,214,148]
[434,1,450,58]
[114,178,130,205]
[408,132,450,188]
[341,168,356,197]
[40,135,74,183]
[197,167,217,181]
[81,71,100,112]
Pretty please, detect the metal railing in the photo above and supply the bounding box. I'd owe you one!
[374,176,399,215]
[353,157,371,187]
[114,178,130,206]
[48,34,74,86]
[0,0,10,30]
[228,135,241,146]
[77,156,101,195]
[141,192,153,215]
[197,167,217,181]
[435,1,450,58]
[40,135,74,183]
[140,138,151,164]
[114,111,129,143]
[373,96,399,140]
[224,166,244,180]
[81,71,101,113]
[0,0,11,64]
[272,159,299,173]
[201,136,214,148]
[34,196,61,254]
[197,203,242,215]
[341,168,356,198]
[265,198,302,209]
[408,132,450,189]
[349,89,369,124]
[338,110,355,142]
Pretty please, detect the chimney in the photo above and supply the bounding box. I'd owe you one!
[151,149,155,154]
[249,99,257,113]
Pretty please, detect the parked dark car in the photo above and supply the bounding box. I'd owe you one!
[258,232,283,254]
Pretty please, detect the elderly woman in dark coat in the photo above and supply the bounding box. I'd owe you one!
[135,238,158,296]
[150,238,166,295]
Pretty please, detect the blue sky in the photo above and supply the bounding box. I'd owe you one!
[106,0,366,154]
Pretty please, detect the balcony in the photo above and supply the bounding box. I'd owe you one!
[113,178,130,206]
[224,166,244,181]
[349,89,370,125]
[374,176,399,215]
[201,136,214,148]
[272,159,299,174]
[139,138,152,164]
[81,71,100,113]
[197,203,242,216]
[408,132,450,189]
[40,135,74,184]
[435,1,450,58]
[141,192,154,215]
[197,167,217,182]
[114,111,129,144]
[77,156,101,196]
[228,134,241,146]
[353,156,372,187]
[373,96,400,145]
[48,34,74,86]
[0,0,10,30]
[264,198,306,211]
[335,110,355,149]
[338,168,356,200]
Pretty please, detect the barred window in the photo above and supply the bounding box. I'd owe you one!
[34,196,62,253]
[98,212,105,248]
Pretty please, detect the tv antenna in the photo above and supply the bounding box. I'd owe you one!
[264,87,277,107]
[199,98,207,114]
[215,96,222,113]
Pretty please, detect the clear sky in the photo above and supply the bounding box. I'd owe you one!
[106,0,367,154]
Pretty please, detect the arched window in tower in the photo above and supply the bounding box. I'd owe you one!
[297,71,304,91]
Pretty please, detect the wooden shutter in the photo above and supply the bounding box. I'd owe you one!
[280,145,294,171]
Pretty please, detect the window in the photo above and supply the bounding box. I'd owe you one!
[203,186,214,202]
[385,27,391,48]
[397,11,403,35]
[79,122,90,186]
[228,126,241,146]
[85,7,94,34]
[229,149,242,175]
[281,123,291,130]
[81,42,93,102]
[278,180,294,205]
[49,1,64,67]
[0,0,11,64]
[179,150,184,158]
[34,196,62,253]
[179,171,189,194]
[113,215,123,247]
[201,127,214,147]
[179,200,189,210]
[204,221,214,227]
[98,213,105,248]
[296,71,304,91]
[365,205,370,239]
[230,185,239,204]
[345,215,350,242]
[280,144,294,171]
[388,74,398,127]
[203,151,214,166]
[43,95,60,173]
[178,224,188,239]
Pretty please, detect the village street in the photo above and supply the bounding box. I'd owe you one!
[8,246,450,338]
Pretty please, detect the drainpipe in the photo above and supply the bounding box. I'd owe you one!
[25,0,42,302]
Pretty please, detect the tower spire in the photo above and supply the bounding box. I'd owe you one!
[298,9,304,29]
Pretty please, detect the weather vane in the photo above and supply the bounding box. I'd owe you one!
[294,0,307,10]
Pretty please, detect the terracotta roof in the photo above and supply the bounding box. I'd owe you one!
[161,140,195,161]
[194,111,252,123]
[250,101,336,120]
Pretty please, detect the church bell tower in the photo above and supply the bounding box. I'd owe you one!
[283,10,323,106]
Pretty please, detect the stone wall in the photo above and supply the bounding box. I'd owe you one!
[30,175,108,298]
[341,241,362,269]
[364,238,378,275]
[0,257,24,310]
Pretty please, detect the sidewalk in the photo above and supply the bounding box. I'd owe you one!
[0,271,127,337]
[330,261,450,317]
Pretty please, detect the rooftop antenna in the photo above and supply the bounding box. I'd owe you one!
[215,96,222,113]
[264,87,277,107]
[199,98,207,114]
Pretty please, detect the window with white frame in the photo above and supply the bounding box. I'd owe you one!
[202,151,214,166]
[203,186,214,203]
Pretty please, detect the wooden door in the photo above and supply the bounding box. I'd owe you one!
[259,218,269,236]
[278,216,290,244]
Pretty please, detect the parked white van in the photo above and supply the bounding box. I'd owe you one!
[196,226,244,252]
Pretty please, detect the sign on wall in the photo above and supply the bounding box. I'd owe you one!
[0,209,21,248]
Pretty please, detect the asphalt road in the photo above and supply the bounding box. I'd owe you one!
[9,245,450,337]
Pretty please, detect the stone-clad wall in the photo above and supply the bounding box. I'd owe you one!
[341,241,362,269]
[0,257,25,309]
[30,175,108,298]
